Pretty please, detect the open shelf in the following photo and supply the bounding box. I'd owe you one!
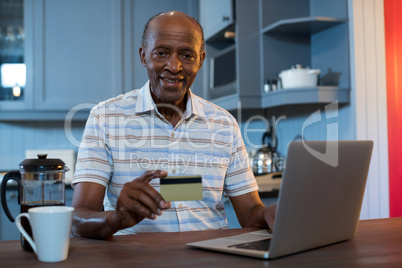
[211,87,349,111]
[262,16,347,35]
[206,24,235,49]
[261,87,350,109]
[210,93,262,111]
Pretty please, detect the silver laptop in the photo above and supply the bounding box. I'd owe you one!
[187,140,373,259]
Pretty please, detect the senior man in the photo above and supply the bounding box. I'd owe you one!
[71,11,275,239]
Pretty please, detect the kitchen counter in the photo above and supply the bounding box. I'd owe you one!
[255,172,282,198]
[0,218,401,267]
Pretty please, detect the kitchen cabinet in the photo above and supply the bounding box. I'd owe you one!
[200,0,350,111]
[0,0,32,111]
[30,0,124,111]
[260,0,350,109]
[0,0,200,121]
[0,0,124,119]
[199,0,235,40]
[200,0,262,110]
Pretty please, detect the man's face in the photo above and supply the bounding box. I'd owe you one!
[139,14,205,105]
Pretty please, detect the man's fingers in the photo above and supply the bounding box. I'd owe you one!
[115,170,171,228]
[129,170,169,209]
[120,170,169,215]
[116,194,155,225]
[127,187,161,217]
[135,170,168,183]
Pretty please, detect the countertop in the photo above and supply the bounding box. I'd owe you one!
[0,218,401,267]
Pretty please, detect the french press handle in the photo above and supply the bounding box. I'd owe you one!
[1,170,21,222]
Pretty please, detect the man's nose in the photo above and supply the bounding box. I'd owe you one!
[166,54,182,73]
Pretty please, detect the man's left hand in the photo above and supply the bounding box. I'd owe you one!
[264,205,277,231]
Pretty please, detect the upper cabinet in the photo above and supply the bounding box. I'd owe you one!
[0,0,124,118]
[200,0,262,110]
[1,0,349,117]
[0,0,32,111]
[31,0,124,111]
[200,0,350,111]
[199,0,235,40]
[0,0,199,120]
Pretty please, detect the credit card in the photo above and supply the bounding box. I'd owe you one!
[160,175,203,202]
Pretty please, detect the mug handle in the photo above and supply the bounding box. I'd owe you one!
[15,213,37,254]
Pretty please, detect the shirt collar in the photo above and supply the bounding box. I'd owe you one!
[134,81,154,114]
[135,81,206,119]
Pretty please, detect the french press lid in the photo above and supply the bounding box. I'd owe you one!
[19,154,66,172]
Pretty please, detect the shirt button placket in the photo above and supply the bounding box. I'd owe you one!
[169,130,175,175]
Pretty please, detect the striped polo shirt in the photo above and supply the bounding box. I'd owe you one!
[72,81,258,234]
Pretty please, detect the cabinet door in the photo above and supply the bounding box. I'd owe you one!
[0,0,34,111]
[32,0,124,111]
[200,0,234,40]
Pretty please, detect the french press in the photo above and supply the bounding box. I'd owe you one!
[1,154,69,251]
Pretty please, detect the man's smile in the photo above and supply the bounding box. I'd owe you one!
[161,77,184,83]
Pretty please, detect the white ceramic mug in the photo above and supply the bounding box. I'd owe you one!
[15,206,74,262]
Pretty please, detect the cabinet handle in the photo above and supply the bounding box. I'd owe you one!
[222,16,230,21]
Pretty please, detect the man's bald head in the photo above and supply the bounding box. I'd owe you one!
[141,11,205,52]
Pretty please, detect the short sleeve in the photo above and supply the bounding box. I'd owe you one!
[71,107,113,188]
[223,121,258,197]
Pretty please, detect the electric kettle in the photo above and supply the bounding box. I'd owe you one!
[251,117,281,175]
[1,154,69,251]
[251,131,279,175]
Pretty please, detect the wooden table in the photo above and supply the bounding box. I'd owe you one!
[1,217,401,267]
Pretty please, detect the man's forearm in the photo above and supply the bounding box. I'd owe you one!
[71,208,121,239]
[229,191,275,230]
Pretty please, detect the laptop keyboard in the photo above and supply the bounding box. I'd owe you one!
[227,238,271,251]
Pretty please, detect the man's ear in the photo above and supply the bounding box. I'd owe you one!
[199,50,206,69]
[139,47,147,67]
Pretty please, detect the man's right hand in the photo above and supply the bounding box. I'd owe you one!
[113,170,171,230]
[71,170,170,239]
